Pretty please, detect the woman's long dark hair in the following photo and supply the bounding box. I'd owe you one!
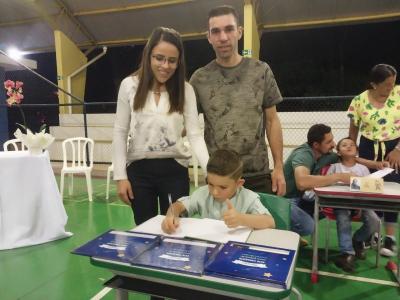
[133,27,186,113]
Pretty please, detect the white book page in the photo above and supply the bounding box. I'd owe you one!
[368,168,394,178]
[132,215,251,243]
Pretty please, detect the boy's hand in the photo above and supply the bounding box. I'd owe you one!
[223,199,242,228]
[161,215,180,234]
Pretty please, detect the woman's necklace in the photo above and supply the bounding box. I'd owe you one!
[153,90,161,96]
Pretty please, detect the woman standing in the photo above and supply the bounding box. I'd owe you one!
[348,64,400,257]
[113,27,208,225]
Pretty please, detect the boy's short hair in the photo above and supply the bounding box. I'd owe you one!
[207,149,243,180]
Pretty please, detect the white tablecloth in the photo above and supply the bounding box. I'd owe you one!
[0,151,72,250]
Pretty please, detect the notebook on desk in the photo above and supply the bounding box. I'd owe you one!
[72,230,161,263]
[130,237,221,275]
[132,215,252,244]
[204,241,295,289]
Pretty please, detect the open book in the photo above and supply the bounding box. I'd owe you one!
[132,215,252,244]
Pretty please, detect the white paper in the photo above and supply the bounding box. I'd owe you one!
[368,168,394,178]
[132,215,251,244]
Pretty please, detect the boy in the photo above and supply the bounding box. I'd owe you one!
[162,149,275,234]
[326,137,380,273]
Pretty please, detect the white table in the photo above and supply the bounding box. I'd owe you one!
[0,151,72,250]
[312,182,400,284]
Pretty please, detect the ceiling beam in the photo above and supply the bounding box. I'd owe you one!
[73,0,193,17]
[54,0,98,55]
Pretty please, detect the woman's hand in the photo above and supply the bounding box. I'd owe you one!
[386,148,400,173]
[117,179,134,205]
[375,160,391,170]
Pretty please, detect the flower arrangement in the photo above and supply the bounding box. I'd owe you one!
[4,80,54,154]
[4,79,24,105]
[14,128,55,155]
[4,80,26,131]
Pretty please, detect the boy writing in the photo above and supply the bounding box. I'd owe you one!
[162,149,275,234]
[326,137,380,272]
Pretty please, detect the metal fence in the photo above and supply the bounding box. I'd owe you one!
[2,95,355,166]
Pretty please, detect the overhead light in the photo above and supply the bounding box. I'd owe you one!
[7,47,24,60]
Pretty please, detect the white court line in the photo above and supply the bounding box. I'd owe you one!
[90,287,112,300]
[295,267,399,287]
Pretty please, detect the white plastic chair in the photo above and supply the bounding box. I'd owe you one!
[106,163,113,200]
[60,137,94,202]
[3,138,27,151]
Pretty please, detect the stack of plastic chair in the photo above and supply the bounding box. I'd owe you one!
[60,137,94,202]
[3,138,27,151]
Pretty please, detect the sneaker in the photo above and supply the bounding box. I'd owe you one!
[380,237,397,257]
[300,237,309,247]
[335,253,355,273]
[364,233,380,249]
[353,238,366,260]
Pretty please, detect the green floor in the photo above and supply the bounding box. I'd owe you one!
[1,176,399,300]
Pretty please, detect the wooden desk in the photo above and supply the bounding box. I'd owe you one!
[91,228,300,300]
[312,182,400,284]
[0,151,71,250]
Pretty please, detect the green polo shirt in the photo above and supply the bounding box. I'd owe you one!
[283,143,338,198]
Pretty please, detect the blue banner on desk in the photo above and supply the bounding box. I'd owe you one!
[131,237,221,275]
[72,230,161,263]
[205,241,295,289]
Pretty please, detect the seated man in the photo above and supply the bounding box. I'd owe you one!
[284,124,384,239]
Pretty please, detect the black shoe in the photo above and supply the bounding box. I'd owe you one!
[353,238,366,260]
[380,237,397,257]
[364,233,380,249]
[335,253,355,273]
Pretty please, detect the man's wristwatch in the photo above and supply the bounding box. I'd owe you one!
[395,144,400,152]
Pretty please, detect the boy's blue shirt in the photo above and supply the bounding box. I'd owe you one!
[179,186,271,220]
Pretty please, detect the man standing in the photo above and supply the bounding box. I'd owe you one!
[190,5,286,195]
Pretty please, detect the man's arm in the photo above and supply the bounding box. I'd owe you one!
[294,166,352,191]
[264,106,286,196]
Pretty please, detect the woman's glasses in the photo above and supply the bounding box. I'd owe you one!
[152,54,178,66]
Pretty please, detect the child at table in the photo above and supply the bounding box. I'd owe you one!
[326,137,380,273]
[162,149,275,233]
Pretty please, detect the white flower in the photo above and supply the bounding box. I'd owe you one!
[14,128,55,149]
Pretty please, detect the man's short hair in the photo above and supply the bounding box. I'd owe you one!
[307,124,332,147]
[208,5,240,27]
[207,149,243,180]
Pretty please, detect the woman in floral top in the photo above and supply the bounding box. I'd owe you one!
[347,64,400,257]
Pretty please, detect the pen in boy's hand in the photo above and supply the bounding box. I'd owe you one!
[168,193,178,225]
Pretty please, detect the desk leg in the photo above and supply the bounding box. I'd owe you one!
[398,229,400,284]
[311,196,319,283]
[115,289,128,300]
